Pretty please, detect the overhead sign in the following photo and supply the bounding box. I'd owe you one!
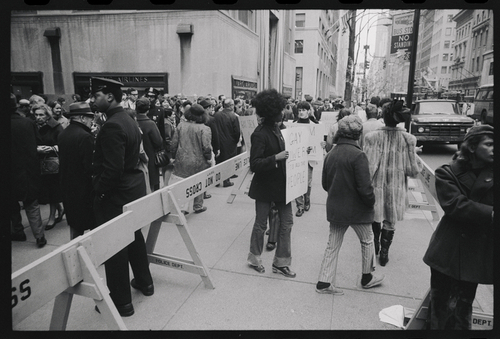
[391,11,415,60]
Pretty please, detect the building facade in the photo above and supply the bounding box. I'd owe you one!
[11,10,296,103]
[293,10,345,100]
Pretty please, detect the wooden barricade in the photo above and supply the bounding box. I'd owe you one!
[11,152,249,330]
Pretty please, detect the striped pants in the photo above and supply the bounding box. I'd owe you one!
[318,222,376,285]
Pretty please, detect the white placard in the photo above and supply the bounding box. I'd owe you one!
[238,115,259,150]
[281,127,309,204]
[283,122,325,163]
[319,111,339,136]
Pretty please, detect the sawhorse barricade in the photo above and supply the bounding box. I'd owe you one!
[405,155,493,329]
[11,152,249,330]
[407,155,441,221]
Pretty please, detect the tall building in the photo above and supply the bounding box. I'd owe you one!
[415,9,459,95]
[11,10,296,102]
[450,9,494,94]
[293,10,346,100]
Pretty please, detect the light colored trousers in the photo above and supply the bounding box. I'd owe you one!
[318,222,376,285]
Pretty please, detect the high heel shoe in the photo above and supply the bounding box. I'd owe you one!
[45,221,56,230]
[55,209,65,223]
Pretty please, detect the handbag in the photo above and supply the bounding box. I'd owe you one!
[154,149,170,168]
[40,148,59,175]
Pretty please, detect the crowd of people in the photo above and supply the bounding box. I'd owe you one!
[11,83,492,329]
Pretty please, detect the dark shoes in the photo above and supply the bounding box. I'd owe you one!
[223,181,234,187]
[361,274,385,289]
[230,174,238,179]
[55,209,65,223]
[11,232,27,241]
[272,265,296,278]
[36,236,47,248]
[95,303,135,317]
[249,264,265,273]
[194,206,207,214]
[266,242,276,251]
[45,221,56,230]
[204,192,212,199]
[304,203,310,211]
[295,209,304,217]
[131,278,154,296]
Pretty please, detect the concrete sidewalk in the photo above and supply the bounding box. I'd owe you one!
[11,163,493,331]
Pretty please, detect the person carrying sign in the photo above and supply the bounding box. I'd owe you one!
[246,89,296,278]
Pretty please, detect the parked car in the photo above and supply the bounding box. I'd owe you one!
[471,84,493,125]
[410,99,475,150]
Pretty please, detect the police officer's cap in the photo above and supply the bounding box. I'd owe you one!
[90,77,123,94]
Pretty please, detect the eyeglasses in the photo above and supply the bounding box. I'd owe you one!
[130,93,138,96]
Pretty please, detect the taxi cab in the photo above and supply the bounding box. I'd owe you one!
[410,99,475,150]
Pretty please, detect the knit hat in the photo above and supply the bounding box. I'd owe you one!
[463,124,494,141]
[337,115,363,140]
[135,97,150,113]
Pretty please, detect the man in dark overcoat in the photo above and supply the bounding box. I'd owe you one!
[91,77,154,317]
[58,102,97,239]
[10,93,46,247]
[213,98,241,187]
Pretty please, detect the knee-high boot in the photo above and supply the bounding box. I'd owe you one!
[372,222,381,255]
[379,229,394,266]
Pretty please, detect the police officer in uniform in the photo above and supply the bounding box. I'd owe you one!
[91,77,154,317]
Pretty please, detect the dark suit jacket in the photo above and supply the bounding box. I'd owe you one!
[92,106,146,206]
[205,114,220,155]
[137,114,163,188]
[214,108,240,162]
[11,114,41,201]
[423,161,493,284]
[248,122,287,202]
[147,105,166,148]
[58,120,96,232]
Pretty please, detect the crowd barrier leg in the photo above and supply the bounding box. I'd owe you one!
[227,167,252,204]
[50,242,127,330]
[145,189,215,289]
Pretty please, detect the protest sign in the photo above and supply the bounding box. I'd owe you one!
[319,111,339,137]
[283,122,324,163]
[281,127,309,204]
[238,115,259,151]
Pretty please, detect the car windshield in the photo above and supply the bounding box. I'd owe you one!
[417,102,457,115]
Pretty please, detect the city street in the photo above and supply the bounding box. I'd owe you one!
[11,150,493,331]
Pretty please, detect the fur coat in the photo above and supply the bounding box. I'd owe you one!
[364,126,422,223]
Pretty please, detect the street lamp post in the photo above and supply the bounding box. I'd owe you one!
[362,44,369,102]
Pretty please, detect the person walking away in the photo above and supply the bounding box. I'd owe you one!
[136,97,165,192]
[91,77,154,317]
[33,103,65,230]
[58,102,97,239]
[10,93,47,247]
[316,115,384,295]
[359,103,385,254]
[200,98,220,199]
[363,100,423,266]
[423,125,493,329]
[162,108,176,187]
[170,104,212,214]
[246,89,296,278]
[214,99,241,186]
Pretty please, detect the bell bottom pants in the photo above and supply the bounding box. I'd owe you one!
[317,222,375,285]
[94,197,153,307]
[427,268,478,330]
[248,200,293,268]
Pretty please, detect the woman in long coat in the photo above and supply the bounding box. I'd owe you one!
[246,89,296,278]
[423,125,493,329]
[363,100,422,266]
[171,104,212,213]
[33,103,64,230]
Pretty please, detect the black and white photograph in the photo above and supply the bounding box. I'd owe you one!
[9,2,494,334]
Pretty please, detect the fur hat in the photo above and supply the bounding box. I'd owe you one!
[463,124,494,141]
[337,115,363,140]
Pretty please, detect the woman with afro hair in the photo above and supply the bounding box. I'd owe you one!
[246,89,296,278]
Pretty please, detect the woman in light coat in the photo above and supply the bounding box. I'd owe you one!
[363,100,423,266]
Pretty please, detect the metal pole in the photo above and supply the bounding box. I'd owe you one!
[343,10,356,108]
[406,9,420,107]
[362,45,369,102]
